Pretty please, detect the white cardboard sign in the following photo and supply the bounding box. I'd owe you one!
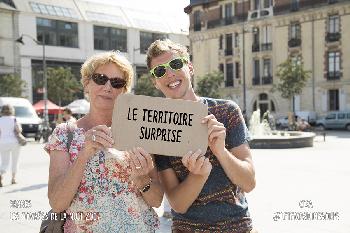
[112,93,208,157]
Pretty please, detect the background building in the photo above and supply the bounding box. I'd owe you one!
[185,0,350,118]
[0,0,188,104]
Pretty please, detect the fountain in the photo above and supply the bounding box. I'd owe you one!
[248,109,316,149]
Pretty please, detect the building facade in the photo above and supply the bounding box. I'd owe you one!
[185,0,350,118]
[0,0,188,104]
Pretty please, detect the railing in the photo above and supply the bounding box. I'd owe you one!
[326,32,341,42]
[262,76,273,85]
[207,16,246,29]
[288,38,301,47]
[252,77,260,85]
[252,43,260,52]
[261,43,272,51]
[327,71,341,80]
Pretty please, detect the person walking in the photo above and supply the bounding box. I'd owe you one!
[0,105,22,186]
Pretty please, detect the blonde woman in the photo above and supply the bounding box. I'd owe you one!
[45,51,163,232]
[0,105,21,186]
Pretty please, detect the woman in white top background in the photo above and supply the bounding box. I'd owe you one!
[0,104,21,187]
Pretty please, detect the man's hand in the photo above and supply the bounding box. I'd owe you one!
[182,149,212,177]
[202,114,226,156]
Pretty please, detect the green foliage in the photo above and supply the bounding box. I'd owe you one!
[133,74,163,97]
[274,57,311,100]
[46,67,82,105]
[195,71,224,99]
[0,74,26,97]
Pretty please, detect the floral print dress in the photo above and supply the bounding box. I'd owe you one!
[45,123,159,233]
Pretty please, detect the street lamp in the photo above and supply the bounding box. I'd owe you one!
[16,34,49,133]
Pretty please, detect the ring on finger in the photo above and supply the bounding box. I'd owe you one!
[92,129,96,142]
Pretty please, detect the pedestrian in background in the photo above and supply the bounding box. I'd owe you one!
[45,51,162,232]
[147,39,256,232]
[63,108,77,123]
[0,105,21,186]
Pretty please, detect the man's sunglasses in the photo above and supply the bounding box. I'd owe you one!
[91,73,127,89]
[150,57,188,79]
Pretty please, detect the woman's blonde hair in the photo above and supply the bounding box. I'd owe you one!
[146,39,190,70]
[80,51,133,92]
[1,104,15,116]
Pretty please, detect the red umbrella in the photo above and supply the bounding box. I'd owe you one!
[33,100,63,114]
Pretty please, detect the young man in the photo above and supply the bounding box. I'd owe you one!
[147,39,256,232]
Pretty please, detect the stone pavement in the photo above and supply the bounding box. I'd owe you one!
[0,131,349,233]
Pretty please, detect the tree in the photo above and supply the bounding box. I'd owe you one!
[195,71,224,99]
[274,57,311,128]
[0,74,26,97]
[45,67,82,106]
[133,74,163,97]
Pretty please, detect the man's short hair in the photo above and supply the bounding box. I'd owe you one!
[146,39,189,70]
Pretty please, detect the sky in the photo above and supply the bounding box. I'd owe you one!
[84,0,190,31]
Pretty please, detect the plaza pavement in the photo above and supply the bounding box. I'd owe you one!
[0,131,349,233]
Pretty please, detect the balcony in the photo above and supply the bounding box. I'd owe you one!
[262,76,273,85]
[252,77,260,85]
[207,16,245,29]
[252,43,260,52]
[261,43,272,51]
[225,49,233,56]
[288,38,301,47]
[326,32,341,43]
[327,71,341,80]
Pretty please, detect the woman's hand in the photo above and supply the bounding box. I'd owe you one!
[82,125,114,160]
[126,147,154,179]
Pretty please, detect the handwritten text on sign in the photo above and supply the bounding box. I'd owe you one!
[112,94,208,157]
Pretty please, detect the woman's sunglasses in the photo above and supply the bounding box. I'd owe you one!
[91,73,127,89]
[150,57,188,79]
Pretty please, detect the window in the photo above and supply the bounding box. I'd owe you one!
[329,89,339,111]
[194,11,201,31]
[291,0,299,11]
[30,2,78,19]
[225,34,233,55]
[235,62,240,79]
[328,51,340,78]
[140,32,167,54]
[328,15,339,33]
[263,59,271,77]
[259,93,268,100]
[219,63,224,73]
[338,113,345,119]
[253,27,259,45]
[290,22,301,39]
[219,35,223,50]
[224,3,232,19]
[225,63,234,87]
[94,26,127,52]
[36,18,78,47]
[253,59,260,85]
[253,0,259,10]
[261,26,272,50]
[263,0,272,8]
[347,113,350,119]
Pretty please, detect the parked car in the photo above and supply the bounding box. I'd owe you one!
[0,97,43,140]
[316,111,350,131]
[296,111,317,125]
[276,116,289,128]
